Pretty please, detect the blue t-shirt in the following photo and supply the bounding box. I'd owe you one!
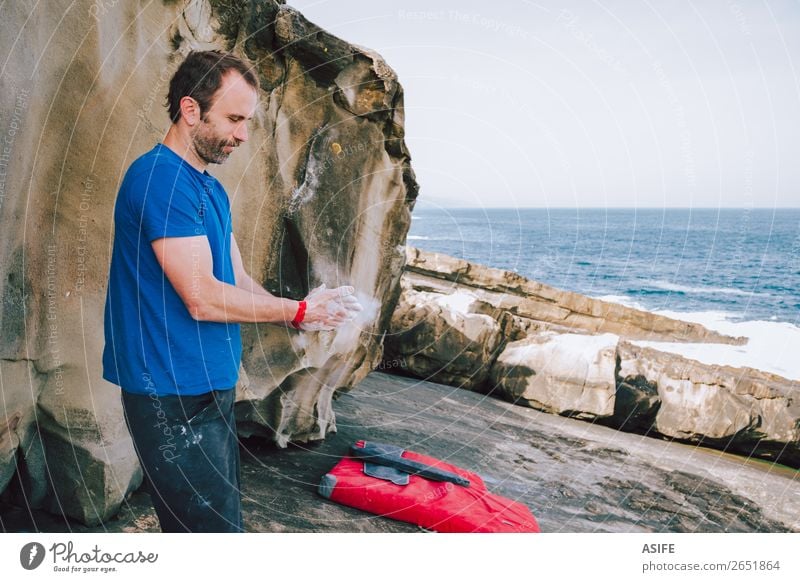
[102,143,242,396]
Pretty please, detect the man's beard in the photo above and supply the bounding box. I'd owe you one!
[191,118,237,165]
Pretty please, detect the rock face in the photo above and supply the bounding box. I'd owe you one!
[383,287,503,390]
[0,0,416,524]
[385,248,800,468]
[490,333,619,419]
[614,342,800,467]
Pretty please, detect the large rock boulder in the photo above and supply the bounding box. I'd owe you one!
[0,0,416,524]
[612,341,800,467]
[383,284,503,390]
[490,332,619,419]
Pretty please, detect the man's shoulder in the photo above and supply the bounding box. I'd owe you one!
[121,145,201,204]
[124,144,185,186]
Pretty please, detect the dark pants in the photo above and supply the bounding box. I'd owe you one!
[121,388,243,532]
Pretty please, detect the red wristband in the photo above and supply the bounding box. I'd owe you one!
[291,300,307,329]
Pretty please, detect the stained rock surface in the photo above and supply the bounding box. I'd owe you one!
[0,0,416,525]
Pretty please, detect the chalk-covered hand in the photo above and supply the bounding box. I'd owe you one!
[338,293,364,321]
[298,284,357,331]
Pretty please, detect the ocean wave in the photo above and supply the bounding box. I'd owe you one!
[629,288,683,296]
[594,295,648,311]
[647,281,768,297]
[653,309,740,326]
[407,235,430,240]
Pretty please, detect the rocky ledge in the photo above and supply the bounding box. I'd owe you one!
[384,248,800,468]
[3,373,797,533]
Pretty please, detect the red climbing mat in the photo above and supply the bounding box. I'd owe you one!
[318,440,540,533]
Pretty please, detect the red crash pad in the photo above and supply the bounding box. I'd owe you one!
[318,440,540,533]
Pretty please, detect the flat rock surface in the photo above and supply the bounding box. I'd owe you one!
[2,373,797,533]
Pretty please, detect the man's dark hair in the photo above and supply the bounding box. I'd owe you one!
[166,50,258,123]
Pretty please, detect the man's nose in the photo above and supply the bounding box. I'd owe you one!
[234,122,248,143]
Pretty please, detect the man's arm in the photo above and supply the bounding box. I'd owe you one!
[151,235,349,326]
[230,234,295,328]
[230,233,273,297]
[152,235,296,323]
[237,273,272,297]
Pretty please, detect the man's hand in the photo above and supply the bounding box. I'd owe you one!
[299,284,363,331]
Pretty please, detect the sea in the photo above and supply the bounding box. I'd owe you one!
[407,206,800,380]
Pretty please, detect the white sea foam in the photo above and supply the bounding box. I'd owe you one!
[595,294,648,311]
[595,296,800,380]
[406,235,430,240]
[633,310,800,381]
[649,280,770,297]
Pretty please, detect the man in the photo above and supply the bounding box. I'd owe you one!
[102,51,357,532]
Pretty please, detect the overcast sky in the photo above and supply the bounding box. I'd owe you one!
[291,0,800,208]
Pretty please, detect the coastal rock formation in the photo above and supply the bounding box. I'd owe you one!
[403,247,746,344]
[613,341,800,467]
[386,248,800,468]
[383,287,503,390]
[490,333,619,419]
[0,0,416,524]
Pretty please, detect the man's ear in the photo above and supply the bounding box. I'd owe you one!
[179,96,201,127]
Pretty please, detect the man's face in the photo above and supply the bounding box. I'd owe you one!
[191,72,258,165]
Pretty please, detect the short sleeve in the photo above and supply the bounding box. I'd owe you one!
[127,164,207,242]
